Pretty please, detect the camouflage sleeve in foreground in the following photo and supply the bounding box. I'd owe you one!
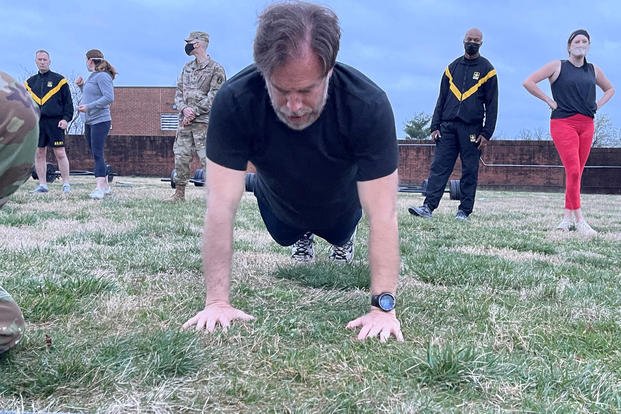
[0,286,25,354]
[0,70,39,205]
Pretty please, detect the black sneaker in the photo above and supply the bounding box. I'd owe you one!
[32,185,49,193]
[408,205,432,219]
[329,228,356,264]
[455,210,469,221]
[291,232,315,262]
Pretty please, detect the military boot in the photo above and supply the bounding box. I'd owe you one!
[170,184,186,202]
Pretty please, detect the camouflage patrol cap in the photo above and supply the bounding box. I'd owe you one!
[0,70,39,208]
[185,31,210,45]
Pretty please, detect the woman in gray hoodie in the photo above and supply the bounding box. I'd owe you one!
[76,49,116,199]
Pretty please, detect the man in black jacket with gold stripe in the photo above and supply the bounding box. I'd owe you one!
[25,50,74,193]
[409,28,498,221]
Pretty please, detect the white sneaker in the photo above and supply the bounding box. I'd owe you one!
[556,217,573,232]
[90,188,105,200]
[329,228,356,264]
[575,220,597,237]
[291,232,315,262]
[104,187,112,196]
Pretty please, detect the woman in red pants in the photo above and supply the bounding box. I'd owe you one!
[523,29,615,236]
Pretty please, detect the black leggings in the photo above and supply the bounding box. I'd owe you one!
[84,121,111,178]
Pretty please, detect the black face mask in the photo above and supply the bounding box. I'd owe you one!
[185,43,195,56]
[464,42,480,56]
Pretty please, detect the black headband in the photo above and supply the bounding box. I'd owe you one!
[568,29,590,44]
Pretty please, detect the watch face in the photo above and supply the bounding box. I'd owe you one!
[378,293,395,311]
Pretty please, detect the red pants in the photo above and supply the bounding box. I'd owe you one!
[550,114,594,210]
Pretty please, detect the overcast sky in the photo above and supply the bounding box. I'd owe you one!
[1,0,619,139]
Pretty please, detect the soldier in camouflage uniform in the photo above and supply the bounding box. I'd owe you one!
[0,70,39,353]
[171,31,226,201]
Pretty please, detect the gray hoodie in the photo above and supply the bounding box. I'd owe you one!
[81,71,114,125]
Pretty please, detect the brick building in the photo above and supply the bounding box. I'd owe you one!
[109,87,177,136]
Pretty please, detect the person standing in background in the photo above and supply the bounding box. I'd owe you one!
[408,28,498,221]
[75,49,116,200]
[25,50,74,194]
[523,29,614,236]
[170,31,226,202]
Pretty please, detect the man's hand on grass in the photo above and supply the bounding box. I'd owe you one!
[346,309,404,343]
[182,302,254,332]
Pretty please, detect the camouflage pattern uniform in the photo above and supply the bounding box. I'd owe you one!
[173,36,226,190]
[0,287,26,354]
[0,70,38,353]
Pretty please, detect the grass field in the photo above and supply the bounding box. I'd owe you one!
[1,177,620,413]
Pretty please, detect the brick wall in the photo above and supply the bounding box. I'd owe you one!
[399,140,621,194]
[109,87,177,136]
[59,135,189,177]
[53,136,621,194]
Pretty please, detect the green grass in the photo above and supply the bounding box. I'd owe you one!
[1,177,620,413]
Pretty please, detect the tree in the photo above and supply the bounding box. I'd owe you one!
[593,113,619,148]
[516,127,549,140]
[66,74,84,135]
[404,112,432,140]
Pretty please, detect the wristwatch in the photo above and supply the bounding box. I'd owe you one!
[371,292,396,312]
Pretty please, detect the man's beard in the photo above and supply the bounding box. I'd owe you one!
[268,82,329,131]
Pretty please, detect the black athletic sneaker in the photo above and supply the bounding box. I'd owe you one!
[455,210,469,221]
[408,204,432,219]
[32,185,48,193]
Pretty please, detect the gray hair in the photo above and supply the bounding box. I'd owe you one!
[253,1,341,78]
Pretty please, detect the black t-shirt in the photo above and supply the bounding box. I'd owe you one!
[206,63,398,230]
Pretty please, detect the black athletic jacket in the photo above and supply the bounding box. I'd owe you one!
[430,55,498,139]
[25,70,73,121]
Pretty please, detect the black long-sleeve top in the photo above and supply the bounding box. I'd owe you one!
[430,55,498,140]
[25,70,74,121]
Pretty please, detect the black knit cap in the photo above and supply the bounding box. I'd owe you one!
[568,29,590,45]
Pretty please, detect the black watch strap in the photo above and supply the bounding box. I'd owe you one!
[371,292,396,312]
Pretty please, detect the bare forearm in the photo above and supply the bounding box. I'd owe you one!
[202,212,235,305]
[367,215,400,295]
[523,81,554,106]
[597,88,615,109]
[348,172,404,342]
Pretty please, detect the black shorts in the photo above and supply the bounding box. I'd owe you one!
[38,117,65,148]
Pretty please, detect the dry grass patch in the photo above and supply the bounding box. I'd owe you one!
[0,217,134,251]
[451,245,564,265]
